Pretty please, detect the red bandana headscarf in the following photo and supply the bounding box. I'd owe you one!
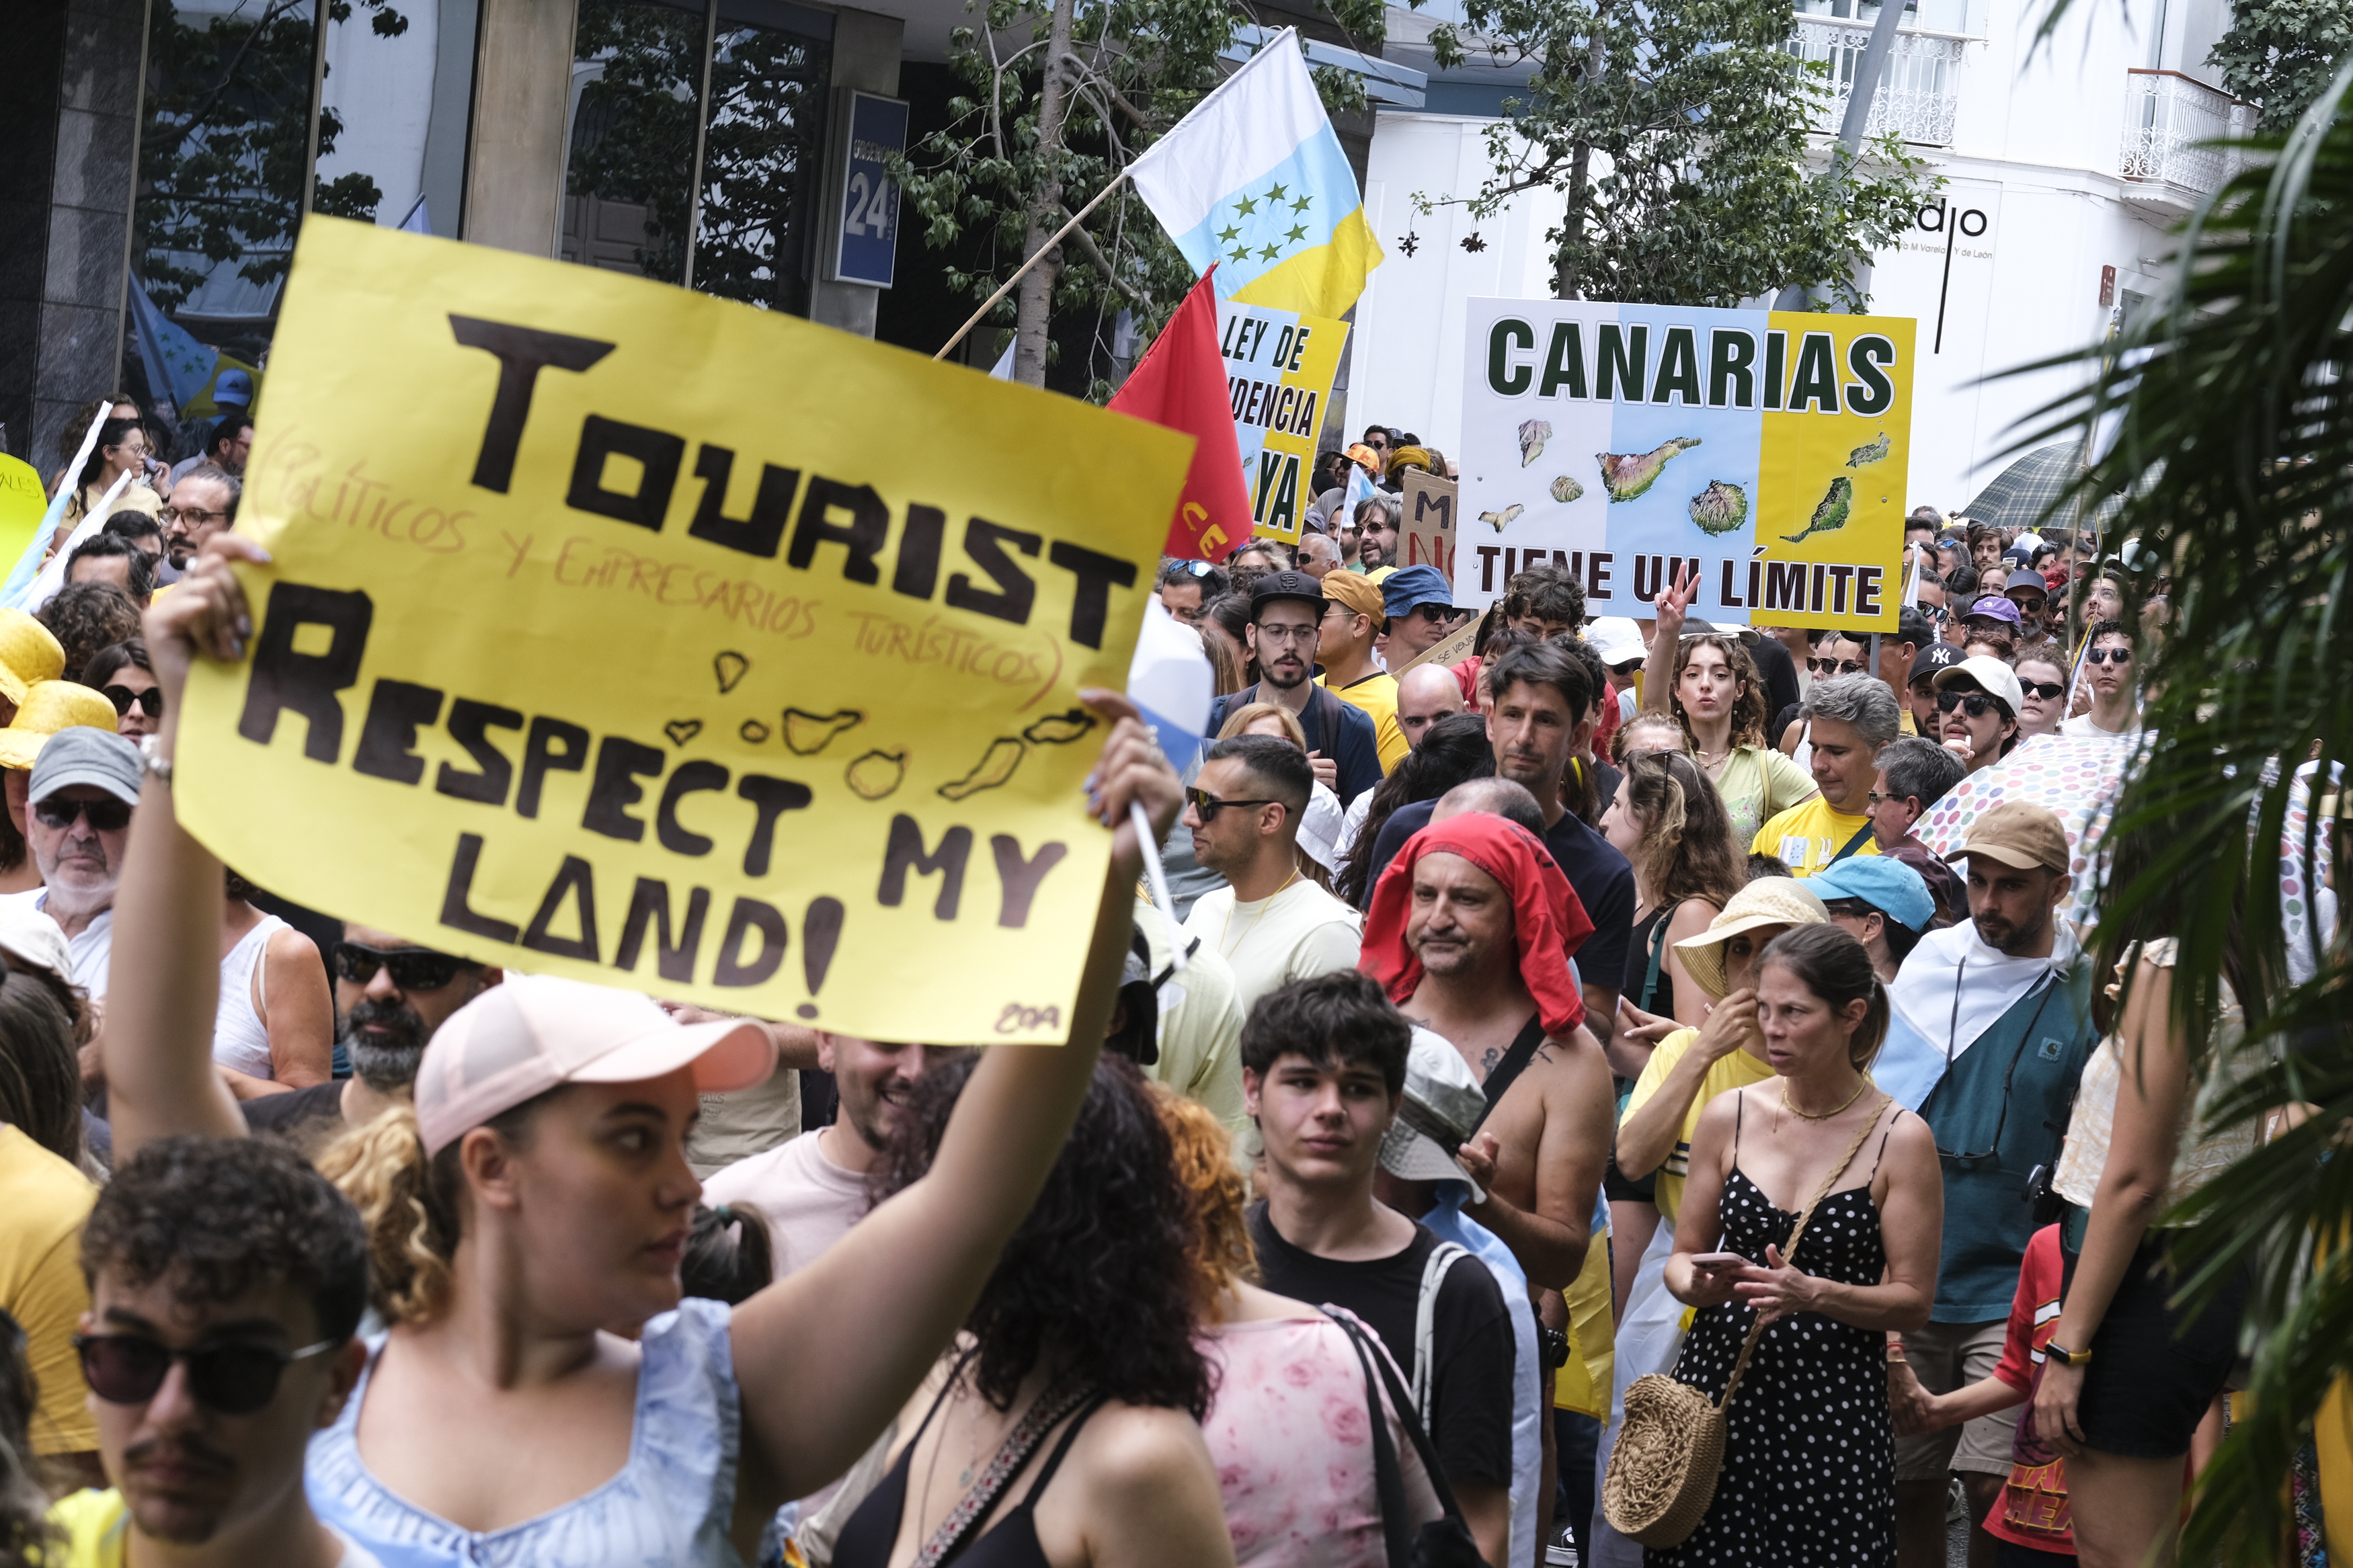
[1358,812,1596,1038]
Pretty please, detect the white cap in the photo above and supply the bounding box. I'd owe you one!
[1377,1026,1488,1202]
[1584,617,1647,667]
[413,975,776,1155]
[1932,653,2025,718]
[0,901,72,981]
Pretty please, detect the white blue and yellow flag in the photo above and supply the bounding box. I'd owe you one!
[1131,30,1382,320]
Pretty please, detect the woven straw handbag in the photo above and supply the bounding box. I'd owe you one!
[1601,1096,1887,1548]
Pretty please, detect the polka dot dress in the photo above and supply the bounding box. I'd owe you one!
[1646,1130,1898,1568]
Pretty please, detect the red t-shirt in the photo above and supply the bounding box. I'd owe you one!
[1984,1225,2073,1554]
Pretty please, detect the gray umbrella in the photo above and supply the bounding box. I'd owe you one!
[1958,440,2124,536]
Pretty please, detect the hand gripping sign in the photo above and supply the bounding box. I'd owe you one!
[175,218,1191,1045]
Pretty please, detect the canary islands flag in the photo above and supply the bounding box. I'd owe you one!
[1131,29,1382,320]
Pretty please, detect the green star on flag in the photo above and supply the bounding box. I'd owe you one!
[1231,246,1252,261]
[1285,224,1308,242]
[1234,195,1258,216]
[1259,243,1281,261]
[1291,195,1312,214]
[1267,183,1288,201]
[1218,224,1240,242]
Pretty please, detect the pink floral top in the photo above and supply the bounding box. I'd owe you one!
[1200,1312,1443,1568]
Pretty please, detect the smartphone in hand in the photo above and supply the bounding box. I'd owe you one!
[1688,1251,1749,1273]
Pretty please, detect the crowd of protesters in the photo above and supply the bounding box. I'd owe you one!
[0,401,2323,1568]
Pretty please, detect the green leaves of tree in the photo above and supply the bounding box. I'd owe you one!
[1428,0,1938,306]
[2209,0,2353,132]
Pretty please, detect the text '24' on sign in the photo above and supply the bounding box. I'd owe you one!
[175,217,1190,1045]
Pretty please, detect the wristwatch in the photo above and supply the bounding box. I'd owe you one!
[138,734,174,784]
[2043,1339,2092,1368]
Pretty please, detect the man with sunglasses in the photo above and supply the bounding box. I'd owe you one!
[51,1136,380,1568]
[1154,559,1226,626]
[1874,801,2097,1568]
[2059,621,2141,737]
[239,927,502,1139]
[1204,572,1384,804]
[1871,607,1934,737]
[1378,565,1464,668]
[1931,655,2023,776]
[1179,734,1361,1009]
[5,728,142,997]
[1867,736,1968,925]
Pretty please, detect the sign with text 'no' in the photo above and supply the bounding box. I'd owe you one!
[177,218,1189,1044]
[1217,300,1344,544]
[1460,300,1913,632]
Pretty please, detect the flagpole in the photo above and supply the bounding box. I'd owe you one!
[934,169,1134,362]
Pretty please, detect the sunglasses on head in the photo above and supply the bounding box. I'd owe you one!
[1808,657,1866,675]
[74,1332,337,1416]
[1936,688,2007,718]
[102,684,163,718]
[331,942,467,991]
[2086,647,2131,664]
[34,795,130,832]
[2020,680,2065,700]
[1185,787,1281,823]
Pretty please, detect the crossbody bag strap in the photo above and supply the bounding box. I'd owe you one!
[1334,1307,1470,1526]
[1310,681,1349,757]
[1411,1243,1471,1424]
[1827,819,1877,866]
[1334,1313,1418,1568]
[1712,1096,1891,1416]
[1642,903,1677,1016]
[1466,1017,1549,1137]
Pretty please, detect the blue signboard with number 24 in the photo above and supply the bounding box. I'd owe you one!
[833,91,909,290]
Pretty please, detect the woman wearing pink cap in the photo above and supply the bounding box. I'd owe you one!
[102,535,1193,1567]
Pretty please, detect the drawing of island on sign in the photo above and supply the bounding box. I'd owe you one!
[1597,437,1702,503]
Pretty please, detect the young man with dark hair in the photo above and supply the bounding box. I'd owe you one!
[50,1135,378,1567]
[1180,733,1361,1008]
[99,511,167,576]
[1874,606,1936,735]
[1501,563,1584,640]
[1361,641,1636,1055]
[1203,571,1384,802]
[1154,560,1226,626]
[65,534,155,606]
[2060,620,2140,737]
[1242,970,1517,1568]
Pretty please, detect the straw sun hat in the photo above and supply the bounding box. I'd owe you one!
[0,611,65,708]
[1673,878,1830,1001]
[0,682,120,772]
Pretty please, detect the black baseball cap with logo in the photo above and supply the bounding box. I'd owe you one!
[1248,569,1326,616]
[1911,642,1966,685]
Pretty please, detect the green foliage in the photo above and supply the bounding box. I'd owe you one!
[565,0,833,306]
[1426,0,1938,307]
[893,0,1248,393]
[2208,0,2353,132]
[136,0,383,314]
[2011,60,2353,1565]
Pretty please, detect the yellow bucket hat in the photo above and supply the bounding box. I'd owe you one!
[0,611,65,707]
[0,682,120,771]
[1673,877,1831,1001]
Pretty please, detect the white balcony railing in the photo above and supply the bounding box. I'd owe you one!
[2119,70,2255,204]
[1789,16,1970,147]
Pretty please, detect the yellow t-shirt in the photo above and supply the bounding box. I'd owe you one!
[47,1489,381,1567]
[1320,670,1408,773]
[0,1124,97,1456]
[1622,1027,1777,1225]
[1750,796,1880,878]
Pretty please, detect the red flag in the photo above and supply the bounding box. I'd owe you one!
[1111,268,1252,563]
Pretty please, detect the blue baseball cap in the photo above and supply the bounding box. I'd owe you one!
[213,368,254,406]
[1808,854,1936,933]
[1380,565,1453,618]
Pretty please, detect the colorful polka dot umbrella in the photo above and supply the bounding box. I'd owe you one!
[1915,733,2135,925]
[1917,734,2331,946]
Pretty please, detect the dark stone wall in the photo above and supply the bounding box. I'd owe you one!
[5,0,147,474]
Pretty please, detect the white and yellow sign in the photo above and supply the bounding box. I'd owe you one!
[177,218,1191,1044]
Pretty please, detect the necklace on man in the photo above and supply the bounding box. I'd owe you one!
[1784,1076,1870,1122]
[1220,866,1300,955]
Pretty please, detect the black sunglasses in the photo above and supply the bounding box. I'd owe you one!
[34,796,131,832]
[2020,681,2065,700]
[102,684,163,718]
[75,1332,337,1415]
[1936,689,2007,718]
[1808,657,1866,675]
[1185,787,1281,823]
[332,941,467,991]
[2085,647,2131,664]
[1405,604,1455,624]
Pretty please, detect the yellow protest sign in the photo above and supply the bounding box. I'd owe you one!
[176,218,1191,1044]
[0,457,46,579]
[1217,300,1345,544]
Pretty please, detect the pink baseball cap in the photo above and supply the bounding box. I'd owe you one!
[414,977,776,1156]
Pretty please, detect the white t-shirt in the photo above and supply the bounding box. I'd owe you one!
[0,890,111,998]
[2060,711,2139,739]
[1182,876,1363,1009]
[703,1128,869,1280]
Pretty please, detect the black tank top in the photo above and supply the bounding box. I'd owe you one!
[831,1382,1109,1568]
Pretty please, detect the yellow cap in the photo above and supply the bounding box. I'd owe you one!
[0,611,65,707]
[0,682,120,771]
